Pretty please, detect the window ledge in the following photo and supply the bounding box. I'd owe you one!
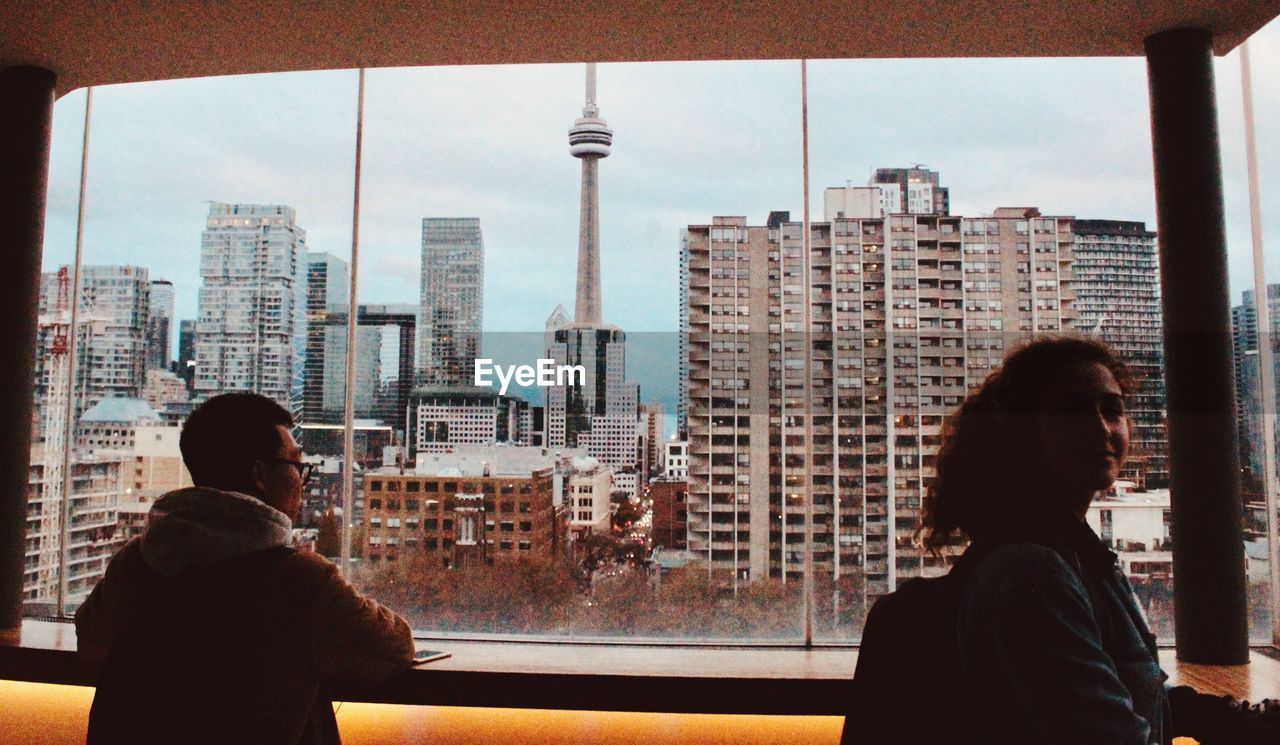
[6,620,1278,714]
[1,620,855,715]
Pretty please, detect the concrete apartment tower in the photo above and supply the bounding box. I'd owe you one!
[417,218,484,387]
[544,64,639,481]
[303,251,349,424]
[638,401,665,477]
[870,166,951,216]
[303,250,418,433]
[193,203,305,410]
[1073,220,1168,488]
[321,304,416,428]
[146,279,174,370]
[176,319,196,389]
[37,265,151,416]
[684,181,1079,599]
[1232,285,1280,485]
[678,230,691,439]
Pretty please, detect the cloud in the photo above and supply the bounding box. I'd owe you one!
[39,19,1280,339]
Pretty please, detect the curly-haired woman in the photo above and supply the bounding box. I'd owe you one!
[920,336,1170,744]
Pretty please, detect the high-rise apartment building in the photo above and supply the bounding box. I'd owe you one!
[307,252,350,313]
[37,265,151,415]
[193,203,306,409]
[870,166,950,216]
[360,304,417,430]
[306,300,416,430]
[146,279,174,370]
[684,204,1077,597]
[303,252,349,424]
[678,231,691,438]
[1073,219,1167,488]
[303,252,415,429]
[418,218,483,387]
[323,309,411,422]
[25,447,126,605]
[1232,285,1280,483]
[1237,347,1270,488]
[1232,287,1276,356]
[544,322,639,472]
[322,323,380,417]
[639,402,665,477]
[176,319,196,389]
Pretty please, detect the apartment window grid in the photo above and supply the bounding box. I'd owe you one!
[194,204,303,409]
[687,210,1087,608]
[1073,222,1167,488]
[362,475,552,565]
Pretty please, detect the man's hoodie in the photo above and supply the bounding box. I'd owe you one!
[76,486,415,745]
[140,486,292,576]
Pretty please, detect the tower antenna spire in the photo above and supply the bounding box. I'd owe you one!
[585,63,598,115]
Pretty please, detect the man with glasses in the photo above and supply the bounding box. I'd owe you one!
[76,393,415,745]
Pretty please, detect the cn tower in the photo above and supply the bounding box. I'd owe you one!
[544,63,638,469]
[568,63,612,326]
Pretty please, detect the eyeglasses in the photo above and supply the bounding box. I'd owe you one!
[273,458,314,484]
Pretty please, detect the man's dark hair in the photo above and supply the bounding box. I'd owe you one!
[180,393,294,490]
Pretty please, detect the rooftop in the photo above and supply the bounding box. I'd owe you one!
[410,385,511,401]
[404,445,587,478]
[78,398,160,424]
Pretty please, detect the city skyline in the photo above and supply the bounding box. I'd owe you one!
[35,32,1280,339]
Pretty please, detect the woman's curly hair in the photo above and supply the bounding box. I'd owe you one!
[917,335,1135,553]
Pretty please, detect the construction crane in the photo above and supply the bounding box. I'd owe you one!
[34,267,73,603]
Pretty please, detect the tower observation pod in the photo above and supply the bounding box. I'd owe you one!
[568,63,613,158]
[568,63,612,326]
[568,118,614,157]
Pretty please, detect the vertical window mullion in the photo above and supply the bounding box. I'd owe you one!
[339,70,366,579]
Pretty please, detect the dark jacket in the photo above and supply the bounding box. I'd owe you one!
[956,518,1171,745]
[76,487,416,745]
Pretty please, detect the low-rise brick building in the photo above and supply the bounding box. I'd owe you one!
[648,478,688,550]
[361,448,571,568]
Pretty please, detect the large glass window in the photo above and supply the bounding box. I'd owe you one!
[29,17,1280,648]
[29,72,356,615]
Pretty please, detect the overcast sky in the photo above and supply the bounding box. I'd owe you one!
[37,20,1280,417]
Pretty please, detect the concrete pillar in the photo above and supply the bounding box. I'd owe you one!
[0,66,56,633]
[1144,28,1249,664]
